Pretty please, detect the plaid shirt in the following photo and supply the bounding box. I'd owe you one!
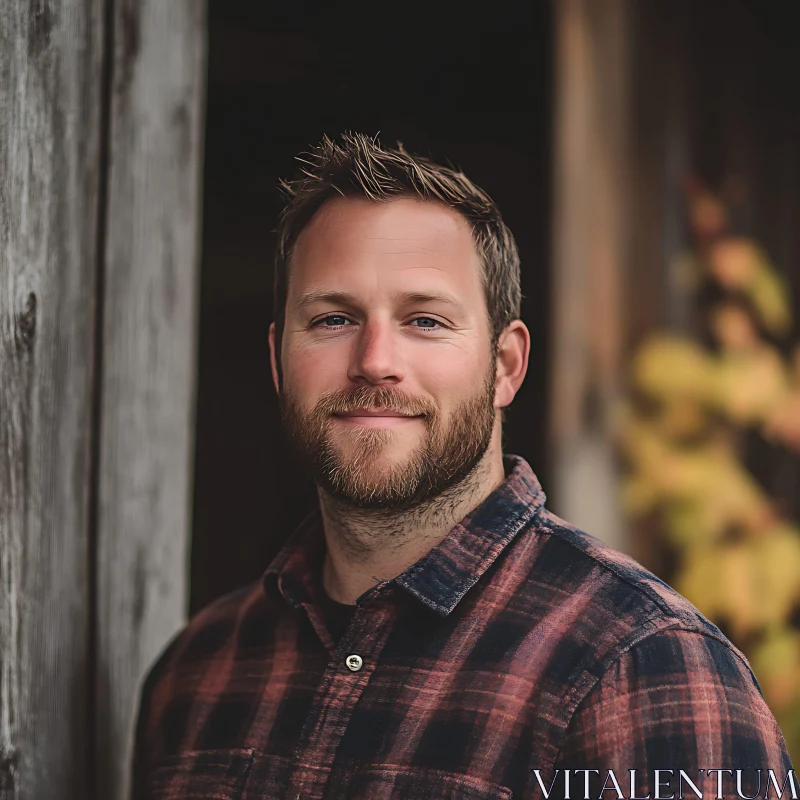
[132,454,793,799]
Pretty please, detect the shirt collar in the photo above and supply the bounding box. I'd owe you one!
[263,453,546,616]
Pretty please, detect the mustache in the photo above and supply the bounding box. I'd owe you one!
[318,387,433,418]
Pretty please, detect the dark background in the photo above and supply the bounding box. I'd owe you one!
[190,0,554,614]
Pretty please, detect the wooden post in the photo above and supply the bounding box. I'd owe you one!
[0,2,206,798]
[95,3,206,799]
[1,3,103,797]
[548,0,632,550]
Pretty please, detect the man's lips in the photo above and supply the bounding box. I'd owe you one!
[332,410,425,427]
[334,410,423,418]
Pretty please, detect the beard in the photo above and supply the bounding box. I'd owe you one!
[278,355,498,512]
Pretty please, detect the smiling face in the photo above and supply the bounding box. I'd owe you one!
[269,196,501,511]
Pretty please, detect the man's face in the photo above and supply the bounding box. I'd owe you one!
[272,196,500,511]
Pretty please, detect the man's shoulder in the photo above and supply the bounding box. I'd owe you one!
[518,507,750,674]
[140,580,262,697]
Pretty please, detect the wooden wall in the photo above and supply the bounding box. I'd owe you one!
[0,3,206,799]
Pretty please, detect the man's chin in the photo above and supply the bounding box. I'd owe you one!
[315,460,427,508]
[326,429,421,462]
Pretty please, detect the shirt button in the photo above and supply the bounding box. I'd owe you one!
[345,653,363,672]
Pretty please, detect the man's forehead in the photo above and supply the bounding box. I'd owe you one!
[294,287,471,317]
[294,195,477,257]
[286,197,483,310]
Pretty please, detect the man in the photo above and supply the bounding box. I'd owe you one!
[132,133,794,800]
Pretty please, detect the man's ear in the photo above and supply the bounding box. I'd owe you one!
[268,321,281,396]
[494,320,530,410]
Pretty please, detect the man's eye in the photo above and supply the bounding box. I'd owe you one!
[316,315,351,327]
[312,315,446,330]
[410,317,443,330]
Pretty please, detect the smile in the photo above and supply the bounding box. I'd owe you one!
[333,413,424,428]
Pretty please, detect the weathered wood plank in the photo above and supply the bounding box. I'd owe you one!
[94,3,206,799]
[548,0,632,550]
[0,2,104,799]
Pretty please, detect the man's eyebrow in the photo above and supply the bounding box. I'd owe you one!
[295,289,468,314]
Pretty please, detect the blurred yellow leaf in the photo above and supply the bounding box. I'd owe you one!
[763,389,800,453]
[620,474,659,517]
[749,627,800,713]
[673,545,721,621]
[710,303,760,352]
[744,526,800,627]
[750,256,793,336]
[713,347,790,424]
[657,398,709,439]
[675,534,800,640]
[708,237,759,289]
[663,503,724,548]
[631,336,714,402]
[707,238,792,335]
[620,420,773,541]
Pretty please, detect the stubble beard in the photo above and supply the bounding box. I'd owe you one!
[278,356,499,512]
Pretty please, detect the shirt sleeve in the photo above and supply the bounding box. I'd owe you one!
[130,676,153,800]
[130,631,185,800]
[552,629,795,799]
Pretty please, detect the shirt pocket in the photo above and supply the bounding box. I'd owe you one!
[145,748,254,800]
[339,764,514,799]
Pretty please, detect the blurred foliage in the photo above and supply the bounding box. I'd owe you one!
[619,178,800,762]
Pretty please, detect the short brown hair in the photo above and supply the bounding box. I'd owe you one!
[272,132,523,388]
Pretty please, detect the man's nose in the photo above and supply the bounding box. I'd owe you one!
[346,318,406,385]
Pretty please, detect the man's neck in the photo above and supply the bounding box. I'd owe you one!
[319,446,508,605]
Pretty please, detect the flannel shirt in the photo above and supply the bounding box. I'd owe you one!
[131,454,794,799]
